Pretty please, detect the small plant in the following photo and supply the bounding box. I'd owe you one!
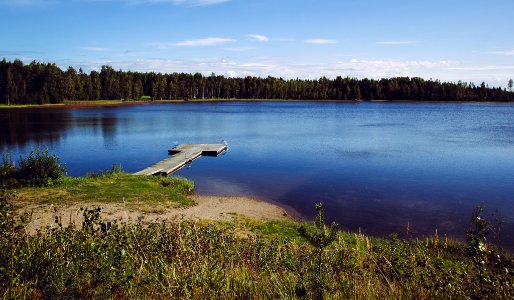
[109,163,123,174]
[0,190,14,236]
[466,203,512,298]
[85,163,123,178]
[299,203,339,299]
[163,176,195,194]
[466,203,489,264]
[0,190,30,235]
[17,148,66,186]
[81,207,102,233]
[491,209,503,247]
[0,152,16,178]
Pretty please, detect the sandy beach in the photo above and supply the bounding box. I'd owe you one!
[19,194,291,233]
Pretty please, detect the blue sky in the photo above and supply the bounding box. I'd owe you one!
[1,0,513,87]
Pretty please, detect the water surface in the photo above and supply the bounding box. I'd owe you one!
[1,102,513,248]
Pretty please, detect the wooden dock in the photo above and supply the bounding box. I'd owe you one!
[134,144,228,176]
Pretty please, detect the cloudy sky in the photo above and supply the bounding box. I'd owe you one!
[1,0,513,87]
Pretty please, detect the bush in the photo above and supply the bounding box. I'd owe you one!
[16,148,66,186]
[0,152,16,179]
[0,190,13,236]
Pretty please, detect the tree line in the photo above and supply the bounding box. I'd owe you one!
[1,59,513,104]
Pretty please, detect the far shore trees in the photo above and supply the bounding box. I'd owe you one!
[1,58,513,104]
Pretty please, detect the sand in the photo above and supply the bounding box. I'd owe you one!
[19,194,291,233]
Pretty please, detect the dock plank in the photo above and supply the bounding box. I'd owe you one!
[134,144,227,176]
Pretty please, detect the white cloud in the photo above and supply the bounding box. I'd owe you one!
[172,37,236,46]
[305,39,338,45]
[343,59,459,78]
[221,46,255,52]
[489,49,514,56]
[448,65,514,71]
[246,34,269,42]
[47,57,511,87]
[276,38,296,42]
[63,57,456,80]
[149,37,236,48]
[80,46,110,52]
[146,42,172,49]
[377,41,419,45]
[0,50,44,55]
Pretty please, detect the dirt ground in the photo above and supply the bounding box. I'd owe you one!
[18,194,291,233]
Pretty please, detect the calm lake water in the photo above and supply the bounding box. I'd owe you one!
[1,102,514,248]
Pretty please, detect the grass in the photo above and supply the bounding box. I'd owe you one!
[0,98,354,109]
[0,103,65,109]
[1,169,513,299]
[13,172,195,210]
[1,203,512,299]
[0,99,151,109]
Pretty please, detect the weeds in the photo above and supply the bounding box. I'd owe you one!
[465,203,514,298]
[0,152,16,178]
[0,153,17,187]
[0,197,513,299]
[1,149,66,187]
[298,203,338,299]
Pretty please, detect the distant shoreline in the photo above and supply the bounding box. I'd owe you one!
[1,98,513,109]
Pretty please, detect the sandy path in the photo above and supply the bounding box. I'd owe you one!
[19,194,290,233]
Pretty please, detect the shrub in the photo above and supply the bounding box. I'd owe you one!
[17,148,66,186]
[161,176,195,194]
[299,203,339,299]
[0,152,16,179]
[0,190,14,236]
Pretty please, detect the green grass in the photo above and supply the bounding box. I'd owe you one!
[64,100,128,105]
[14,172,195,209]
[1,171,513,299]
[0,98,351,109]
[0,103,65,109]
[0,208,512,299]
[0,99,153,109]
[64,99,153,105]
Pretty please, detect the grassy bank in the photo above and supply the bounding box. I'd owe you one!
[1,200,513,299]
[1,178,513,299]
[13,172,195,210]
[0,98,358,109]
[3,98,514,110]
[1,151,195,211]
[0,100,151,109]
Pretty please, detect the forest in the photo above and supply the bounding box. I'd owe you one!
[1,59,513,104]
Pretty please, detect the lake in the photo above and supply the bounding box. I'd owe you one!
[1,101,513,249]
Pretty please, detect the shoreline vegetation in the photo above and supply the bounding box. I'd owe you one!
[1,59,513,106]
[2,98,514,110]
[1,151,513,298]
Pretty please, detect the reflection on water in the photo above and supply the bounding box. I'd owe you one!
[1,102,514,249]
[0,108,122,150]
[0,108,71,148]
